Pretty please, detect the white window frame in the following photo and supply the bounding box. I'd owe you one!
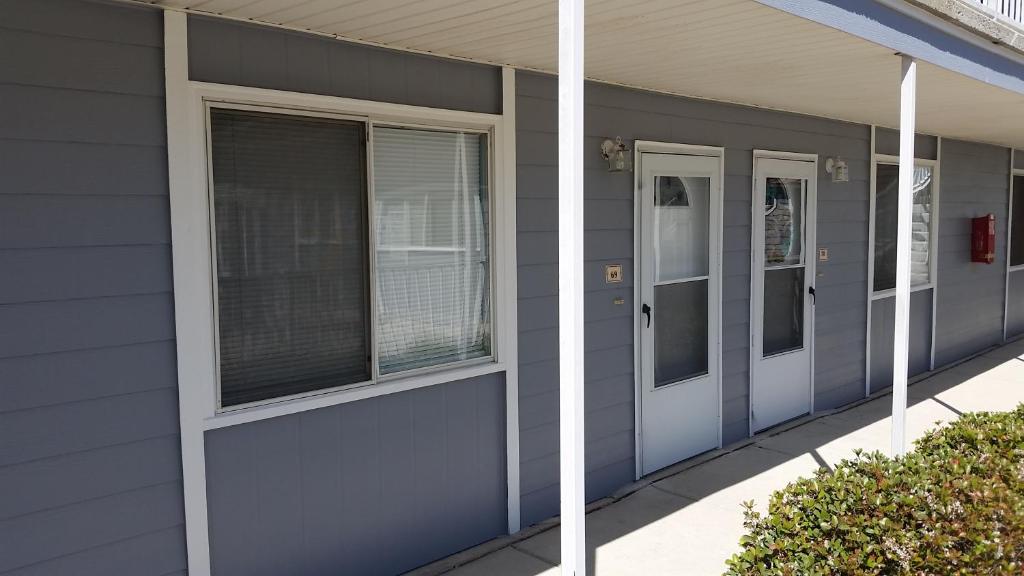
[179,83,512,430]
[864,127,942,397]
[1006,158,1024,341]
[1008,165,1024,275]
[166,14,520,576]
[205,102,498,414]
[868,153,940,300]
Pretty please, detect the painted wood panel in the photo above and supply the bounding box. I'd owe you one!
[869,290,935,394]
[187,15,501,114]
[204,373,506,576]
[1008,269,1024,339]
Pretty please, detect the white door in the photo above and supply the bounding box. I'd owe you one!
[750,155,817,433]
[638,150,721,476]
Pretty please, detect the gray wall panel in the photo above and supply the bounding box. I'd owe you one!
[0,2,185,575]
[204,374,507,576]
[874,127,938,160]
[0,140,168,196]
[935,140,1010,366]
[1015,150,1024,170]
[1008,269,1024,339]
[515,71,870,527]
[187,15,501,114]
[2,527,185,576]
[869,290,934,394]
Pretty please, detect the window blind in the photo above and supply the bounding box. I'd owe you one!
[210,109,370,407]
[372,127,491,374]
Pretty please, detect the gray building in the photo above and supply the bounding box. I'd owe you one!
[1,0,1023,574]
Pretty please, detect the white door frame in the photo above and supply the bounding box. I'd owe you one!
[748,150,818,437]
[632,141,724,480]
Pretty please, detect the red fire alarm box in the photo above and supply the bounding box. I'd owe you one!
[971,214,996,264]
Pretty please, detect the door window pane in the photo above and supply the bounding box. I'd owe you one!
[763,267,804,356]
[654,176,710,281]
[1012,175,1024,267]
[373,127,491,374]
[210,109,370,407]
[873,164,934,291]
[764,178,804,266]
[654,280,708,386]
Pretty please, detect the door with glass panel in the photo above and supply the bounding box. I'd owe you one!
[751,156,817,433]
[638,150,721,476]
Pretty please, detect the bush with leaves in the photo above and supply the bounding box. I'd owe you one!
[725,405,1024,575]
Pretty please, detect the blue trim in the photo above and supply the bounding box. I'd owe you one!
[755,0,1024,95]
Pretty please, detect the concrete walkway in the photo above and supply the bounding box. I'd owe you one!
[416,339,1024,576]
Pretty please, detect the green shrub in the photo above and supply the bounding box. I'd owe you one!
[725,406,1024,575]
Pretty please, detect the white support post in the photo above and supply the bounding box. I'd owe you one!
[558,0,586,573]
[892,55,917,457]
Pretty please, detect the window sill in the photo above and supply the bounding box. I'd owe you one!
[870,284,934,300]
[204,359,505,430]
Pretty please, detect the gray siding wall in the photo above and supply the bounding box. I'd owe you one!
[515,72,869,526]
[188,15,501,115]
[1008,270,1024,339]
[935,140,1010,366]
[874,128,938,160]
[0,1,187,575]
[869,290,933,393]
[205,373,507,576]
[188,17,510,574]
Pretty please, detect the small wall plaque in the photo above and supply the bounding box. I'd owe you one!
[818,248,829,262]
[605,264,623,283]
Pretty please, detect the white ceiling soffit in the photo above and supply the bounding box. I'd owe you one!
[149,0,1024,148]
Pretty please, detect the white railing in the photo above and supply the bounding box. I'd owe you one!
[977,0,1024,25]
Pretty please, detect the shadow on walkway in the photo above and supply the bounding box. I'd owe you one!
[412,339,1024,576]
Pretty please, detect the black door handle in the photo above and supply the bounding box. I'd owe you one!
[642,303,651,327]
[808,286,816,305]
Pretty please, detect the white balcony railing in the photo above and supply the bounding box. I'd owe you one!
[977,0,1024,25]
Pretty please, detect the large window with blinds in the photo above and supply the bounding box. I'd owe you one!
[209,107,492,408]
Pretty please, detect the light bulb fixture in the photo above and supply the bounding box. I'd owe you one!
[600,136,632,172]
[825,157,849,183]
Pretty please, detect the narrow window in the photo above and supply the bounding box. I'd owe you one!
[873,163,934,292]
[1012,175,1024,267]
[210,109,370,407]
[372,127,492,374]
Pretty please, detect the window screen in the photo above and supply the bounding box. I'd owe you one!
[372,127,491,374]
[1012,175,1024,267]
[210,109,370,407]
[873,164,933,292]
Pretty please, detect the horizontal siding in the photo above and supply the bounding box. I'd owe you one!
[0,2,185,575]
[204,374,506,576]
[187,15,501,114]
[874,127,938,160]
[515,71,870,527]
[935,140,1010,366]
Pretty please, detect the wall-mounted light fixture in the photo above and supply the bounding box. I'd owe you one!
[600,137,632,172]
[825,157,849,183]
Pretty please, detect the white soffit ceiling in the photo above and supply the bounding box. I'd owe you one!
[149,0,1024,148]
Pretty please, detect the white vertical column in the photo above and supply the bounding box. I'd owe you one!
[558,0,586,573]
[892,55,917,457]
[164,10,213,576]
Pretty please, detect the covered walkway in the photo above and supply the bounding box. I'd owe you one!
[416,338,1024,576]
